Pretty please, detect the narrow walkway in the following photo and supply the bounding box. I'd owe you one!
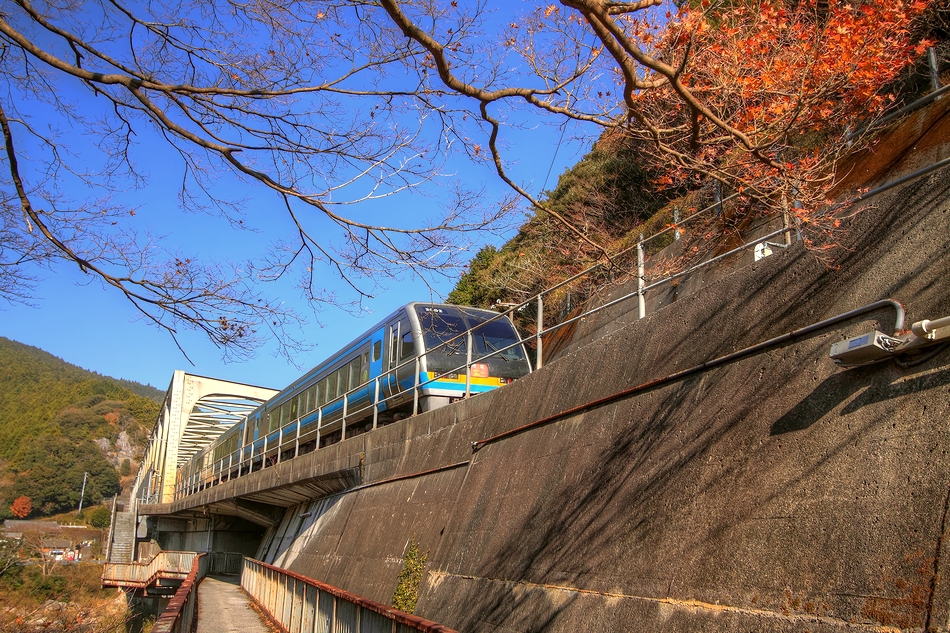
[195,575,272,633]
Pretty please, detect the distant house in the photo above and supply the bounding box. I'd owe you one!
[1,519,98,560]
[41,538,74,559]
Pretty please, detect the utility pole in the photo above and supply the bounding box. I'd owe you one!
[78,472,89,515]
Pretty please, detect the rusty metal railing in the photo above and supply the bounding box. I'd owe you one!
[152,553,209,633]
[102,550,198,588]
[242,557,458,633]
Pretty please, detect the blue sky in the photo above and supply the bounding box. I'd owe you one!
[1,121,593,393]
[0,1,605,393]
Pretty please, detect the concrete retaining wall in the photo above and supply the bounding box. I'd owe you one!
[251,102,950,632]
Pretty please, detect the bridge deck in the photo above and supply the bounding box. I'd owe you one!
[196,575,271,633]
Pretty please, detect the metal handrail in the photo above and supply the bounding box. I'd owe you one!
[102,550,198,588]
[104,494,118,563]
[152,553,209,633]
[242,557,458,633]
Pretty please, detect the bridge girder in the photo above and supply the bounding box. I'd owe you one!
[134,370,278,504]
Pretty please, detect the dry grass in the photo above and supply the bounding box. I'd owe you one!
[0,563,131,633]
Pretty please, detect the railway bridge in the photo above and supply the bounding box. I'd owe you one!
[104,97,950,632]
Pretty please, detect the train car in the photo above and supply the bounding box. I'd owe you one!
[177,302,531,496]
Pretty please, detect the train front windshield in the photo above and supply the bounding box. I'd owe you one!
[417,306,531,379]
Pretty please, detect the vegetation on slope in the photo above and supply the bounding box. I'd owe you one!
[448,140,679,317]
[0,337,162,518]
[449,6,948,323]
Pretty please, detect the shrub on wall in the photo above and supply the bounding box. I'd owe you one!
[392,538,427,614]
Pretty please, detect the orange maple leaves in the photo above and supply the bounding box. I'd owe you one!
[11,495,31,518]
[668,0,933,141]
[630,0,936,204]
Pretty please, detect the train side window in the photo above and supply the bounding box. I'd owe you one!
[336,367,348,395]
[349,357,361,388]
[317,379,326,406]
[326,373,337,402]
[361,351,369,382]
[279,402,290,427]
[306,385,316,413]
[372,341,382,362]
[290,397,298,420]
[401,332,415,359]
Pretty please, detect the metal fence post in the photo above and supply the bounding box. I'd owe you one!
[412,357,420,416]
[791,189,804,242]
[637,233,646,319]
[282,575,292,629]
[372,378,380,430]
[465,330,473,398]
[302,585,316,633]
[536,294,544,370]
[316,408,323,449]
[929,47,942,92]
[341,394,348,441]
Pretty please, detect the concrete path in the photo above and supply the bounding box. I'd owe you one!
[195,575,272,633]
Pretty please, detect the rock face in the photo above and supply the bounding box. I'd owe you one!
[158,98,950,632]
[115,432,136,462]
[96,431,137,468]
[95,438,111,455]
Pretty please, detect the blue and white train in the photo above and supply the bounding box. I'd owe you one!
[176,302,531,495]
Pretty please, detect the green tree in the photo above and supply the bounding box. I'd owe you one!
[87,506,112,529]
[447,246,503,307]
[11,436,120,516]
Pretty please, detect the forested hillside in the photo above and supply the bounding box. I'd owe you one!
[0,337,162,518]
